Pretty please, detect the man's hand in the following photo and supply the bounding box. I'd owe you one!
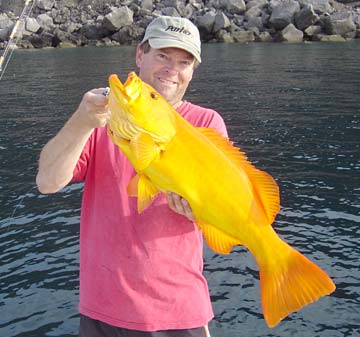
[167,192,195,221]
[74,88,110,130]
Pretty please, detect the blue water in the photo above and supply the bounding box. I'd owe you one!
[0,42,359,337]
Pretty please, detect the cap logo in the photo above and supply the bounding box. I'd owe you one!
[165,25,192,37]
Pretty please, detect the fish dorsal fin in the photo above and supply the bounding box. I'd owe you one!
[198,222,240,255]
[130,132,161,171]
[127,173,159,213]
[198,127,280,226]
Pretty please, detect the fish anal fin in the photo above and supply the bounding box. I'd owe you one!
[128,174,159,213]
[130,132,160,171]
[127,174,139,197]
[198,127,280,226]
[260,244,336,328]
[198,222,239,254]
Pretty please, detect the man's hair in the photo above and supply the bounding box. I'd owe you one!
[139,41,200,69]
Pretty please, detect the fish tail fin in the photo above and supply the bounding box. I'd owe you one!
[259,241,336,328]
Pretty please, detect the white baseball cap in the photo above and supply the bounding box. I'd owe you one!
[141,16,202,63]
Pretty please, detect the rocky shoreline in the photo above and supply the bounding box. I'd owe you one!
[0,0,359,50]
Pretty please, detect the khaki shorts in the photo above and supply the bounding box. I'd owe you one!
[79,314,208,337]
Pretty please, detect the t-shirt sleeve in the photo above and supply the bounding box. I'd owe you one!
[206,110,228,138]
[72,134,92,182]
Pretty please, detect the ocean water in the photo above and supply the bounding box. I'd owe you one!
[0,42,359,337]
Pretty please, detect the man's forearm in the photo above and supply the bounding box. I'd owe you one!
[36,112,93,194]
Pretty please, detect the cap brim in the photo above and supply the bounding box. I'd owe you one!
[148,38,201,63]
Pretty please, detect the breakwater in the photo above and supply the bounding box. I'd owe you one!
[0,0,359,49]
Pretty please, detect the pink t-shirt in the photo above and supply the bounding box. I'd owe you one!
[73,101,228,331]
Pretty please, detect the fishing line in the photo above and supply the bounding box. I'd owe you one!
[0,184,39,235]
[0,0,36,81]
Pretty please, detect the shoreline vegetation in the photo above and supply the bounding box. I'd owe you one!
[0,0,359,50]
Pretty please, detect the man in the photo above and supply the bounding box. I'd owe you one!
[37,16,228,337]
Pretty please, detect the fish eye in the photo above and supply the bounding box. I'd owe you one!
[150,92,158,99]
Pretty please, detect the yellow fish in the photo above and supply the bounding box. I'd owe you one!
[107,72,336,328]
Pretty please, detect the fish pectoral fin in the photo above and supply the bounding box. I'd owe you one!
[130,132,160,171]
[135,174,159,213]
[198,222,239,255]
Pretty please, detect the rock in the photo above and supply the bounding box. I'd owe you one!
[304,24,322,36]
[37,0,55,11]
[58,41,77,48]
[162,7,181,17]
[81,23,108,40]
[269,0,300,30]
[29,31,56,48]
[323,12,356,38]
[25,17,41,34]
[257,31,273,42]
[221,0,246,15]
[279,23,304,42]
[0,13,11,29]
[245,16,264,31]
[196,12,216,36]
[295,5,319,30]
[232,29,255,43]
[247,0,268,10]
[111,25,145,44]
[0,27,9,42]
[213,12,231,33]
[298,0,334,15]
[313,34,346,42]
[103,6,134,32]
[37,13,54,31]
[56,0,78,8]
[141,0,153,11]
[216,29,234,43]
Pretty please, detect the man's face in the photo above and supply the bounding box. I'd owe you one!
[136,45,195,108]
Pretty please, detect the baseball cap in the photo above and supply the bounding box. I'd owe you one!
[141,16,202,63]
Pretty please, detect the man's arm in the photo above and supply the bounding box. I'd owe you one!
[36,88,109,194]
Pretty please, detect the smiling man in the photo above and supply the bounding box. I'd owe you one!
[36,16,228,337]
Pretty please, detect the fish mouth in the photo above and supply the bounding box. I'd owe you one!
[108,73,143,141]
[109,72,141,103]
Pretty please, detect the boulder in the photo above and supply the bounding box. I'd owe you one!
[246,0,268,10]
[295,5,319,30]
[326,12,356,38]
[220,0,246,15]
[304,24,322,36]
[29,31,56,48]
[213,12,231,33]
[141,0,153,11]
[232,29,255,42]
[298,0,334,15]
[25,17,41,34]
[103,6,134,32]
[111,25,145,44]
[162,7,181,17]
[36,0,55,11]
[81,23,108,40]
[257,31,273,42]
[0,13,11,29]
[196,12,216,35]
[279,23,304,42]
[269,0,300,30]
[216,29,235,43]
[313,34,346,41]
[0,27,9,42]
[36,13,54,31]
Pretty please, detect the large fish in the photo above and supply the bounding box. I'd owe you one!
[107,72,336,328]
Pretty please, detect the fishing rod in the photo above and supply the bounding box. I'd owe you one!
[0,0,36,81]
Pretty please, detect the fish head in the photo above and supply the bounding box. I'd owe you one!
[108,72,177,143]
